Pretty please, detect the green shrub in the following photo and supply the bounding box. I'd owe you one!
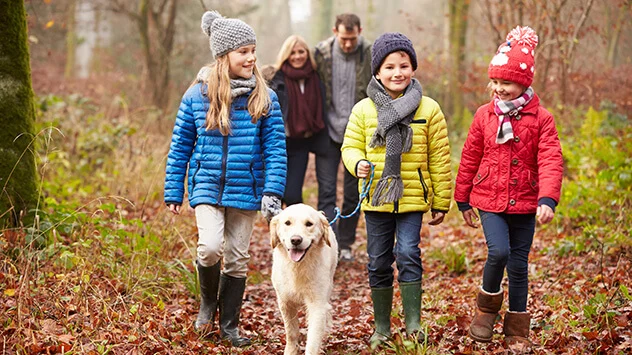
[554,104,631,255]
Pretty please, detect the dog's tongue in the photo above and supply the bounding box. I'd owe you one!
[290,249,306,262]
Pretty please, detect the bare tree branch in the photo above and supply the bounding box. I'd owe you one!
[566,0,594,65]
[480,0,503,43]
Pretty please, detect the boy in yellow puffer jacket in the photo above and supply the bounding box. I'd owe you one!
[341,32,452,347]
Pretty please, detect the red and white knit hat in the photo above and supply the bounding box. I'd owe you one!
[488,26,538,87]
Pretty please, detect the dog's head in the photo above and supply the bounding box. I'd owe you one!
[269,204,332,262]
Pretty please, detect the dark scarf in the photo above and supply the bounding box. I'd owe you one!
[281,61,325,138]
[367,77,423,206]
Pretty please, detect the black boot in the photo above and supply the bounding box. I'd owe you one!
[219,274,251,347]
[195,261,220,331]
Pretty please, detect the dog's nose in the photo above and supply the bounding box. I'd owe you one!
[290,236,302,246]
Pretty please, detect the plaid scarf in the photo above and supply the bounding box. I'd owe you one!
[494,87,534,144]
[367,77,423,206]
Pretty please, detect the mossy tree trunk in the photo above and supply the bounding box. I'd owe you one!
[0,0,39,227]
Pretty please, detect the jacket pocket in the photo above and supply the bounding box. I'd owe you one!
[191,161,201,191]
[473,166,490,186]
[417,168,429,203]
[527,170,539,192]
[411,119,427,124]
[249,161,258,199]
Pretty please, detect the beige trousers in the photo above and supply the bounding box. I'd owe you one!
[194,204,256,278]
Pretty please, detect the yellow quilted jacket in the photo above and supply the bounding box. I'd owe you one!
[341,96,452,213]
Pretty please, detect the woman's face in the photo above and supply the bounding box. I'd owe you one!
[288,42,309,69]
[228,44,257,79]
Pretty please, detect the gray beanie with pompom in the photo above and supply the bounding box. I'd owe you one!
[201,10,257,58]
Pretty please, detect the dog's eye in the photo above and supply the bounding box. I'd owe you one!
[305,221,313,227]
[285,220,291,226]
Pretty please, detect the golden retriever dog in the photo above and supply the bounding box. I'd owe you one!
[269,204,338,355]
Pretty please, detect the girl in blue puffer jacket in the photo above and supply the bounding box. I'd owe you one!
[164,11,286,346]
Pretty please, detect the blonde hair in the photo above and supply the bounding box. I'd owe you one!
[274,35,317,70]
[201,55,271,135]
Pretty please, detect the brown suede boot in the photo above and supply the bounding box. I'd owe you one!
[468,287,503,342]
[504,311,531,353]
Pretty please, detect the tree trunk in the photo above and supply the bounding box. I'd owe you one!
[447,0,469,130]
[133,0,177,110]
[65,0,77,78]
[312,0,333,44]
[0,0,39,227]
[605,1,630,68]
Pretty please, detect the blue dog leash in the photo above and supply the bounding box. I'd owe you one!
[329,162,375,226]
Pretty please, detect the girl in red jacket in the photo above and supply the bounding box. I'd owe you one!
[454,26,563,351]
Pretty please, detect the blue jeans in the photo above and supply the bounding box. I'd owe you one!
[365,211,423,288]
[479,210,535,312]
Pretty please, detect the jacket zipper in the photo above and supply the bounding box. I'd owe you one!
[218,135,228,203]
[418,168,429,203]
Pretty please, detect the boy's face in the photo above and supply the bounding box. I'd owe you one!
[489,78,526,101]
[228,44,257,79]
[333,24,361,53]
[376,51,415,99]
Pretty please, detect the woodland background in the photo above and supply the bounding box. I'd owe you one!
[1,0,631,354]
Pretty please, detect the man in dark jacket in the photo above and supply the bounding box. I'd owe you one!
[314,13,372,261]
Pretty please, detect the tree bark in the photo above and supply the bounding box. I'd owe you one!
[447,0,469,128]
[65,0,77,78]
[0,0,40,227]
[110,0,177,110]
[312,0,333,44]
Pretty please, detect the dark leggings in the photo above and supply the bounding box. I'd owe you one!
[479,210,535,312]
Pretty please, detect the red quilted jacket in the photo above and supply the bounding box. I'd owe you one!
[454,94,563,214]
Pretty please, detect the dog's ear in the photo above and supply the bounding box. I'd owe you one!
[319,212,332,247]
[270,215,280,249]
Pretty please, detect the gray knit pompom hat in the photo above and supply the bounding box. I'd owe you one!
[201,10,257,58]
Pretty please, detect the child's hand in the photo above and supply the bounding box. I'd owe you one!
[428,211,445,225]
[537,204,554,224]
[356,160,371,178]
[168,204,181,215]
[462,209,479,228]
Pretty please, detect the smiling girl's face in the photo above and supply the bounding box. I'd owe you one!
[489,78,526,101]
[228,44,257,79]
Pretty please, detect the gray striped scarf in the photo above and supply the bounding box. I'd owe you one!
[367,77,423,206]
[494,87,534,144]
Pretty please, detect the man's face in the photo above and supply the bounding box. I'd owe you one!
[333,24,361,53]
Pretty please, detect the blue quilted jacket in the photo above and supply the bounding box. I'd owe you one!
[164,83,287,210]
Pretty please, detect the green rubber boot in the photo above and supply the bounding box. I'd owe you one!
[369,287,393,348]
[400,281,426,342]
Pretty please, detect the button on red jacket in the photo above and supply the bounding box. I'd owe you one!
[454,94,563,214]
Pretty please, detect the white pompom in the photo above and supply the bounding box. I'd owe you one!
[201,11,222,36]
[506,26,538,48]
